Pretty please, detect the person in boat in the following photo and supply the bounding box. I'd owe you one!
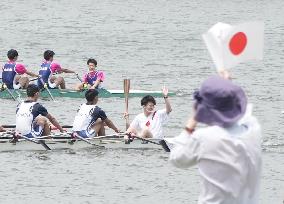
[1,49,39,89]
[74,58,105,90]
[16,84,64,138]
[125,87,172,139]
[37,50,75,89]
[72,89,120,138]
[167,75,262,204]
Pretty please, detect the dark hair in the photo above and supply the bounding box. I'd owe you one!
[85,89,99,102]
[87,58,97,66]
[44,50,55,60]
[7,49,18,60]
[141,95,156,106]
[27,84,40,97]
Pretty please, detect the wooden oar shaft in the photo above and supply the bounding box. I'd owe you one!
[124,79,130,130]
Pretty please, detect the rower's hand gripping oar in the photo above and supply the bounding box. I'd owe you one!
[39,78,55,101]
[124,79,130,130]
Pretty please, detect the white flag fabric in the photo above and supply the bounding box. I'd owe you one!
[202,21,264,70]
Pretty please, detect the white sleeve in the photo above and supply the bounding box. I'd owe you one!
[157,109,169,124]
[167,130,200,169]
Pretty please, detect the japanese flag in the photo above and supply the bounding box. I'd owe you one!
[202,21,264,70]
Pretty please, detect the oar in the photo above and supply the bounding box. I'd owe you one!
[2,84,20,103]
[75,73,83,82]
[130,135,171,152]
[123,79,130,130]
[39,78,55,101]
[2,125,73,129]
[6,131,51,150]
[72,133,104,148]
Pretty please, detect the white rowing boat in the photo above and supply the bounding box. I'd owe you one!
[0,134,165,151]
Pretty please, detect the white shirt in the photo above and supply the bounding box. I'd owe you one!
[130,109,169,139]
[167,111,262,204]
[73,104,97,131]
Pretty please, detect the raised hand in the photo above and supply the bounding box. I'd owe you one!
[162,86,169,97]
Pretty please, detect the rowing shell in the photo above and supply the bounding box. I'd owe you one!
[0,135,164,151]
[0,88,175,99]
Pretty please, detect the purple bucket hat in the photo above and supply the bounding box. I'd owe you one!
[194,75,247,127]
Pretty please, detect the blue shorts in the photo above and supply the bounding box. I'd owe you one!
[74,129,96,138]
[24,124,43,138]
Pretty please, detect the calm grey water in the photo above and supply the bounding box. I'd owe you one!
[0,0,284,203]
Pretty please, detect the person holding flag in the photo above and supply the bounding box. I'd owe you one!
[166,21,264,204]
[167,75,262,204]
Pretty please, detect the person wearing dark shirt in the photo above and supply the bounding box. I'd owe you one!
[72,89,120,137]
[16,84,64,137]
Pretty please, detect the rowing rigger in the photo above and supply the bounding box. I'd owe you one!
[0,132,170,152]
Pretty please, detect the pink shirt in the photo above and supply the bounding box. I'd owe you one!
[8,61,27,75]
[50,62,62,73]
[82,71,105,83]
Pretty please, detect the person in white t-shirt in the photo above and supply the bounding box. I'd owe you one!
[166,75,262,204]
[125,87,172,139]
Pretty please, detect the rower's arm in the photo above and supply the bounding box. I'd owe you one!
[162,86,172,114]
[164,97,172,114]
[26,70,39,78]
[104,118,119,133]
[61,68,75,74]
[90,79,101,89]
[46,113,64,133]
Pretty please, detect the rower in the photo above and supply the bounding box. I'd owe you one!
[37,50,75,89]
[125,86,172,139]
[1,49,39,89]
[72,89,120,138]
[74,58,105,90]
[16,84,64,138]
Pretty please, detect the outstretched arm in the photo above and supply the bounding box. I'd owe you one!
[26,70,39,78]
[61,68,75,74]
[162,86,172,114]
[90,79,101,89]
[104,118,119,133]
[46,113,64,133]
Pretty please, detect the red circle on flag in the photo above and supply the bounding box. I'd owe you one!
[229,32,247,55]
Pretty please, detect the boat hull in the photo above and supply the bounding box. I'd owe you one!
[0,137,163,151]
[0,88,175,99]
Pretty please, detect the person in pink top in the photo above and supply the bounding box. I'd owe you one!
[1,49,38,89]
[75,58,105,90]
[37,50,75,89]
